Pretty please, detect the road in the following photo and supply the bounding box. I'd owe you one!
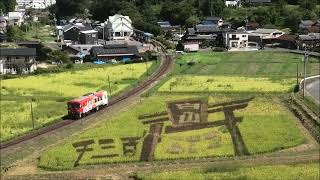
[306,78,320,104]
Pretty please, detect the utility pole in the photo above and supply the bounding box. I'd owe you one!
[296,63,299,85]
[145,59,149,76]
[303,46,309,99]
[107,75,112,95]
[30,98,35,130]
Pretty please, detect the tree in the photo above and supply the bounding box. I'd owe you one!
[298,0,317,11]
[90,0,121,21]
[54,0,90,19]
[176,41,184,51]
[50,50,71,64]
[185,15,200,28]
[0,0,16,13]
[6,26,24,41]
[200,0,225,17]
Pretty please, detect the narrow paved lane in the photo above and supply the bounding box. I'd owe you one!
[306,78,320,104]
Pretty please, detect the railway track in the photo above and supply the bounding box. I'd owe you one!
[0,53,172,150]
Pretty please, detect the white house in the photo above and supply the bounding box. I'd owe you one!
[8,12,25,26]
[184,42,199,52]
[225,31,250,51]
[16,0,56,9]
[248,28,285,40]
[225,0,241,7]
[104,14,133,41]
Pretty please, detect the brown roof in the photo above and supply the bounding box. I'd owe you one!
[275,34,297,42]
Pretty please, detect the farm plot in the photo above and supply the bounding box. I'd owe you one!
[138,163,320,180]
[39,95,306,170]
[158,76,296,94]
[174,51,320,77]
[0,63,153,142]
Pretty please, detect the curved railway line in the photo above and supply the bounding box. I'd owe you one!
[0,52,173,150]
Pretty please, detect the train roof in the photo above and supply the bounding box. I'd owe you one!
[68,91,107,104]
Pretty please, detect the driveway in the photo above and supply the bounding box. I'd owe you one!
[306,78,320,104]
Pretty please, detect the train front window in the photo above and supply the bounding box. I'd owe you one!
[69,103,80,109]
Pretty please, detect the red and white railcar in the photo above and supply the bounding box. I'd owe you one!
[67,91,108,119]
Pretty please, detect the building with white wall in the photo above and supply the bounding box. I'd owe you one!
[225,0,241,7]
[104,14,133,41]
[16,0,56,9]
[8,11,25,26]
[225,31,249,51]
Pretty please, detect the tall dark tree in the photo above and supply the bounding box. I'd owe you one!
[0,0,16,13]
[53,0,90,19]
[90,0,121,21]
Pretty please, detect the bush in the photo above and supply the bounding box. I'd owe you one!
[293,84,300,93]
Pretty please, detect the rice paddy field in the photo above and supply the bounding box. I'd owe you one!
[158,76,296,94]
[137,163,320,180]
[172,51,319,77]
[0,62,153,142]
[39,95,306,170]
[35,51,318,171]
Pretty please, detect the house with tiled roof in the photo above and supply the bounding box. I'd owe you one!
[0,48,37,74]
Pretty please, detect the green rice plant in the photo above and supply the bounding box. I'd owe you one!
[38,95,306,170]
[137,163,320,180]
[159,76,296,94]
[0,63,153,142]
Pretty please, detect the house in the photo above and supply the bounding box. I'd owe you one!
[297,33,320,50]
[184,25,225,48]
[225,30,250,51]
[16,0,56,9]
[245,0,271,3]
[268,34,297,49]
[299,20,320,33]
[65,44,103,60]
[62,23,92,43]
[201,17,224,26]
[63,24,81,42]
[8,12,25,26]
[248,28,284,40]
[157,21,181,32]
[104,14,133,41]
[195,24,220,35]
[0,48,37,74]
[225,0,241,7]
[91,43,139,61]
[79,30,98,44]
[184,42,199,52]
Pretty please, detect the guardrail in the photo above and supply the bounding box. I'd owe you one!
[300,75,320,85]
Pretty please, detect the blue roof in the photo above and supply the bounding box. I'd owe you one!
[93,60,106,64]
